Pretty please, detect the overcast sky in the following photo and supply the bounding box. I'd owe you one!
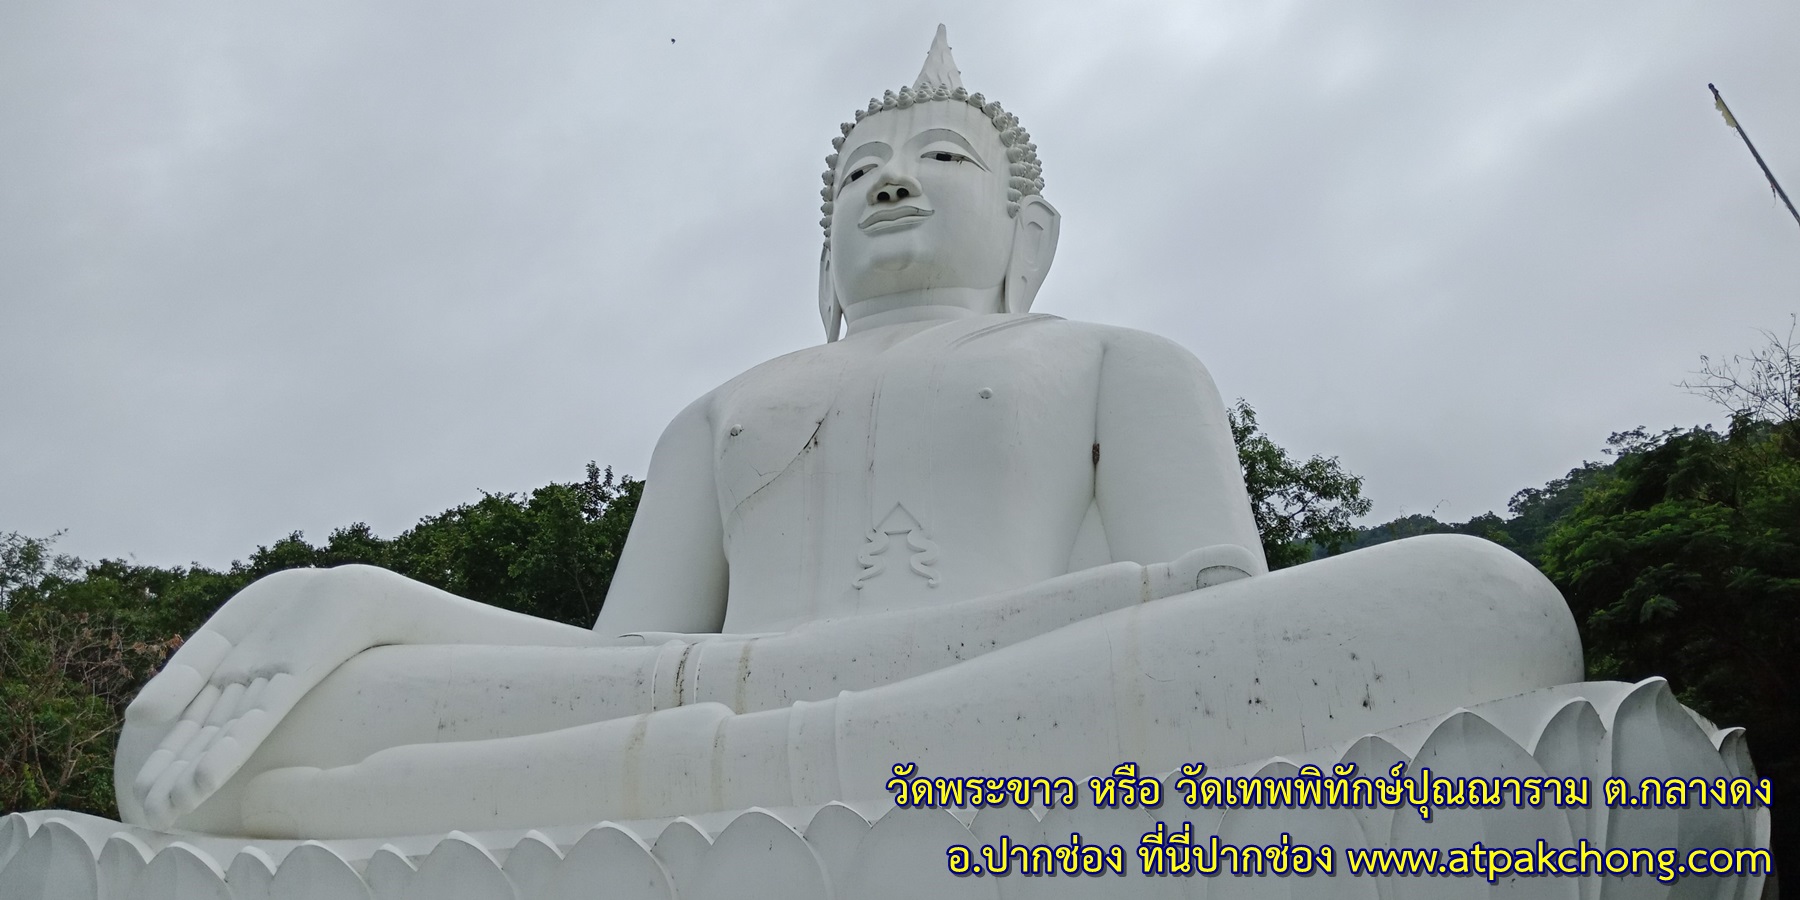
[3,1,1796,570]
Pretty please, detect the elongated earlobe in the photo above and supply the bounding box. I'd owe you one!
[1001,196,1060,314]
[819,246,843,342]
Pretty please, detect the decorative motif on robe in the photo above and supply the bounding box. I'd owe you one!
[854,502,942,589]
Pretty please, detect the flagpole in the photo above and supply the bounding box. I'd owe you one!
[1709,83,1800,232]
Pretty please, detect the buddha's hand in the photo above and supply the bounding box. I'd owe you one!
[1144,544,1261,600]
[123,566,398,829]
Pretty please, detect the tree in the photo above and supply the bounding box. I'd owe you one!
[1492,461,1611,563]
[380,463,641,626]
[0,534,181,814]
[1227,399,1374,569]
[1539,324,1800,876]
[0,531,80,608]
[1681,315,1799,426]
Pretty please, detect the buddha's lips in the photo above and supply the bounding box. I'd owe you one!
[860,206,934,228]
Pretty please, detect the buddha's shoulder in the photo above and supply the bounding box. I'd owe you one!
[920,313,1206,360]
[676,342,849,421]
[704,340,851,394]
[1015,316,1211,367]
[1037,316,1197,347]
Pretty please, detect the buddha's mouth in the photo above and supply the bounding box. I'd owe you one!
[860,206,934,230]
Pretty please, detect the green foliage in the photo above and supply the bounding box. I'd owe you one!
[1493,461,1612,563]
[1542,422,1799,688]
[386,462,643,626]
[1348,318,1799,872]
[244,462,644,628]
[1345,461,1611,565]
[1539,419,1800,822]
[1,534,182,815]
[0,531,81,605]
[1227,399,1374,569]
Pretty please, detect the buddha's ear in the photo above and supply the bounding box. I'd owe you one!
[1001,196,1060,315]
[818,245,843,342]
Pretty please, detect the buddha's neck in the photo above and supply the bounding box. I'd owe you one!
[841,287,1002,336]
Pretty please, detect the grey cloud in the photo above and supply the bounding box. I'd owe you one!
[2,1,1795,567]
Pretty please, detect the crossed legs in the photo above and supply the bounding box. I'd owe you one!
[230,536,1579,838]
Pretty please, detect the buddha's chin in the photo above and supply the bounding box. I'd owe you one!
[860,236,924,274]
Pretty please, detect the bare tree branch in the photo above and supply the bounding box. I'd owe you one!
[1680,315,1800,424]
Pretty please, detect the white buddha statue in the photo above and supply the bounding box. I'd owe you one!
[116,28,1580,839]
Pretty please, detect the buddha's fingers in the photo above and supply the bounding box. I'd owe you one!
[202,682,247,729]
[147,720,221,820]
[192,733,249,797]
[130,679,231,820]
[174,680,250,762]
[133,770,181,830]
[132,694,205,777]
[238,675,271,713]
[144,722,199,778]
[156,714,260,821]
[203,676,270,749]
[184,704,277,799]
[172,723,222,768]
[168,751,218,814]
[179,676,296,809]
[141,759,193,829]
[148,684,221,759]
[125,630,235,726]
[151,715,242,822]
[133,748,178,799]
[240,671,303,722]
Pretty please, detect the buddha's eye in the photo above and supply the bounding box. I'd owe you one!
[838,164,876,196]
[927,151,970,163]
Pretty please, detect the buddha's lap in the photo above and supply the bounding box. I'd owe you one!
[239,534,1572,776]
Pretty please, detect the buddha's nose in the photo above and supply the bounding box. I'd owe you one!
[868,172,922,205]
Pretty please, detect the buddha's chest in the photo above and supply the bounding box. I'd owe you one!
[704,319,1102,626]
[709,317,1102,524]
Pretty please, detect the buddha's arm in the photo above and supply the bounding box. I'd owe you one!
[1093,329,1268,573]
[592,395,730,636]
[651,547,1257,713]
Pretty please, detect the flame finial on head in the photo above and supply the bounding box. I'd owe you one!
[913,24,962,93]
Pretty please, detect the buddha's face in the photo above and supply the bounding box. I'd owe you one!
[827,101,1015,309]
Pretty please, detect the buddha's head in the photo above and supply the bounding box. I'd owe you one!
[817,26,1060,341]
